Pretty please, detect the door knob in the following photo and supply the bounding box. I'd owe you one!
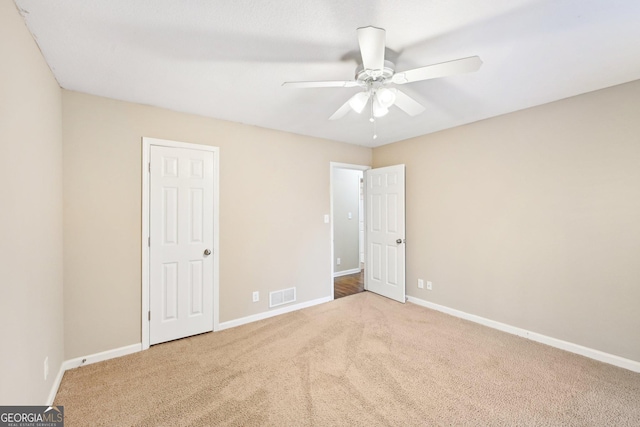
[204,249,211,256]
[396,239,403,244]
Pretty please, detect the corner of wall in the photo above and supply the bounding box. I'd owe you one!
[0,0,65,405]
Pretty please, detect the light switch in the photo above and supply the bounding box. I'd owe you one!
[348,212,353,219]
[324,214,330,223]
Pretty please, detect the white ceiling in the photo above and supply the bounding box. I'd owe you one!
[14,0,640,147]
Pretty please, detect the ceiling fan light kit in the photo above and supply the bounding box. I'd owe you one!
[376,87,397,108]
[283,26,483,139]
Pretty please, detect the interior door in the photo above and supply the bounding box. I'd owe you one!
[365,164,406,303]
[149,145,214,345]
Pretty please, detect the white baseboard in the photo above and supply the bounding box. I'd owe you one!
[218,296,332,331]
[47,343,142,405]
[333,268,361,278]
[46,363,66,406]
[62,343,142,371]
[407,296,640,373]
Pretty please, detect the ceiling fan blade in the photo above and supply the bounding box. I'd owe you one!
[329,99,353,121]
[392,56,483,84]
[282,80,361,88]
[357,26,386,72]
[329,92,371,120]
[393,89,426,116]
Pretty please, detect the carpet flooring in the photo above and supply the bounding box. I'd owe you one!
[55,292,640,426]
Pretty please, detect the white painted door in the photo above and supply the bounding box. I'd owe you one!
[149,145,214,345]
[365,165,406,303]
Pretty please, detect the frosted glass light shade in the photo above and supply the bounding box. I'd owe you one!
[372,95,389,117]
[349,92,370,113]
[376,87,396,108]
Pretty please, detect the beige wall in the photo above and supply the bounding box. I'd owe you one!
[332,168,362,274]
[0,2,64,404]
[62,91,371,359]
[373,80,640,362]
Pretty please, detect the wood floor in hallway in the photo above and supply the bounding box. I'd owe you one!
[334,269,364,299]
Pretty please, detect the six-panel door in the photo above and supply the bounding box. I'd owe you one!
[365,164,406,303]
[149,145,214,345]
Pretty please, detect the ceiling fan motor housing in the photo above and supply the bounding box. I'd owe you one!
[356,60,396,84]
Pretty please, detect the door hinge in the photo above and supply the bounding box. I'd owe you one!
[148,237,150,247]
[148,162,151,172]
[148,311,151,321]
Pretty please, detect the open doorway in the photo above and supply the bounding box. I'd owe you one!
[330,163,369,299]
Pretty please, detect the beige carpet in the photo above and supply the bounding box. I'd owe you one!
[55,292,640,426]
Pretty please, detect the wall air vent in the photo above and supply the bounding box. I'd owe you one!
[269,287,296,308]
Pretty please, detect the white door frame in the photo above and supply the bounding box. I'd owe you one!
[329,162,370,300]
[141,137,220,350]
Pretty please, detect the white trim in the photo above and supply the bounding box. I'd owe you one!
[141,137,220,350]
[62,343,142,370]
[329,162,370,301]
[333,268,361,278]
[141,139,150,350]
[47,343,142,405]
[46,363,65,406]
[218,296,332,331]
[407,296,640,373]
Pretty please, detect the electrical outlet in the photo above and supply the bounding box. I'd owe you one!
[252,291,259,302]
[426,281,433,290]
[44,357,49,381]
[417,279,424,289]
[337,258,341,266]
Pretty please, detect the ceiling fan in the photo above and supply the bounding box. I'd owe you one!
[283,26,482,125]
